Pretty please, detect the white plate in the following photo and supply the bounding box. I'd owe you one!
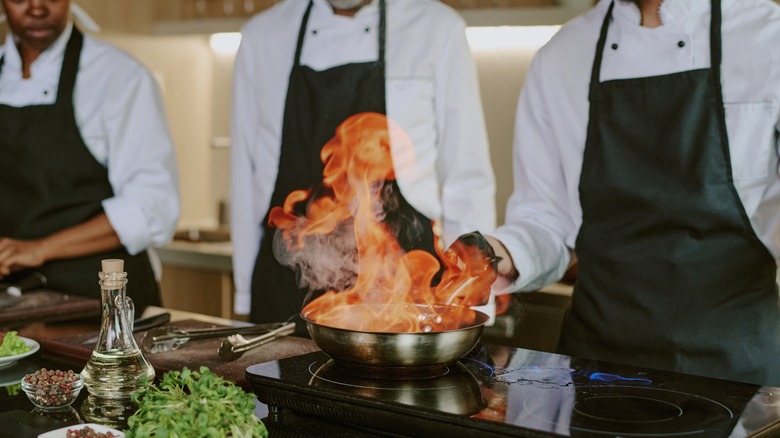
[0,361,38,387]
[38,423,125,438]
[0,337,39,369]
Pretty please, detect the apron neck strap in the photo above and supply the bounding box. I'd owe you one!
[709,0,723,87]
[589,0,722,100]
[57,26,84,103]
[378,0,386,64]
[294,1,314,65]
[589,0,614,95]
[295,0,386,67]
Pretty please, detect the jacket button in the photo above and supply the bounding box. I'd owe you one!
[678,40,685,48]
[611,43,618,50]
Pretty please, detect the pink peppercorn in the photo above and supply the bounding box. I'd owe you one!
[22,368,82,408]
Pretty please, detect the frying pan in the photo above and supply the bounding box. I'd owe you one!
[301,303,489,368]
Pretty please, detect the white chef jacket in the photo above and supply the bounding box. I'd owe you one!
[231,0,496,314]
[492,0,780,293]
[0,22,180,256]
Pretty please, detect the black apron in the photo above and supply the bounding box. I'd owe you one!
[250,0,437,330]
[558,0,780,386]
[0,28,160,313]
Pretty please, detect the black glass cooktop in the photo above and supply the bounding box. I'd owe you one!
[246,344,780,437]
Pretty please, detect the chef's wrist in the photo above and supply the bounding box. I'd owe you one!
[33,237,53,265]
[484,235,519,281]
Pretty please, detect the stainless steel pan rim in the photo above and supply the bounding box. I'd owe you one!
[302,303,489,368]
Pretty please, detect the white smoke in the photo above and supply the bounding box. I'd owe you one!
[272,218,359,292]
[272,180,391,292]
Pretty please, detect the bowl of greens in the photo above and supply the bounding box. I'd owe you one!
[0,331,38,369]
[126,366,268,438]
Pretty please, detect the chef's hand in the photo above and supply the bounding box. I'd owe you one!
[0,237,47,278]
[482,235,519,282]
[0,214,122,279]
[437,231,501,307]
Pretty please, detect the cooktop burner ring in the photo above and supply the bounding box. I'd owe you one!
[573,394,683,423]
[307,359,456,388]
[519,385,735,437]
[306,358,487,416]
[308,359,454,380]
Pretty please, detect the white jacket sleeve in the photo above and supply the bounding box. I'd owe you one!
[491,52,573,293]
[435,17,496,247]
[101,65,180,256]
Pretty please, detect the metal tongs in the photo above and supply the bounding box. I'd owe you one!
[141,320,292,354]
[218,321,296,361]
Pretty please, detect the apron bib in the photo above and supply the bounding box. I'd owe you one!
[0,28,159,313]
[558,0,780,386]
[250,0,437,330]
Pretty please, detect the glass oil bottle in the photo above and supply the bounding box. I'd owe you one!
[81,259,156,398]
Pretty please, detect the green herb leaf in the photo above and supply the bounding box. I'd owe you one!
[126,367,268,438]
[0,331,30,357]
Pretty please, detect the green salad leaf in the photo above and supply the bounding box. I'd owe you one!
[0,331,30,357]
[126,366,268,438]
[5,383,20,396]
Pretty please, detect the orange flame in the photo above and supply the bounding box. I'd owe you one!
[269,113,495,333]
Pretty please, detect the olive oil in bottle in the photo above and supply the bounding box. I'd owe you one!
[81,259,156,398]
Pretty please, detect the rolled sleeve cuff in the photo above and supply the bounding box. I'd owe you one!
[234,289,251,315]
[102,198,150,255]
[489,229,546,293]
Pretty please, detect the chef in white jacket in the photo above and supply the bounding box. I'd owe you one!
[231,0,496,327]
[481,0,780,386]
[0,0,179,312]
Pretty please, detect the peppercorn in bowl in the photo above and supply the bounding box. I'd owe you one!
[21,368,83,411]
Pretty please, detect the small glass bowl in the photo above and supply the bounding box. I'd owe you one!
[21,374,84,411]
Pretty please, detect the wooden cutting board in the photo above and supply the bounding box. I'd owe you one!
[0,289,100,328]
[41,319,320,390]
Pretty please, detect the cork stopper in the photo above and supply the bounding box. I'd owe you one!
[101,259,125,273]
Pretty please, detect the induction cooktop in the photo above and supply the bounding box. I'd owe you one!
[246,343,780,437]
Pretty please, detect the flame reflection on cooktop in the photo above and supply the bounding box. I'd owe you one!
[246,344,780,437]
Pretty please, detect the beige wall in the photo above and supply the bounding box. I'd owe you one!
[68,0,157,34]
[209,49,236,226]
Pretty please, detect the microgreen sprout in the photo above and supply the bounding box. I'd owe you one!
[126,366,267,438]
